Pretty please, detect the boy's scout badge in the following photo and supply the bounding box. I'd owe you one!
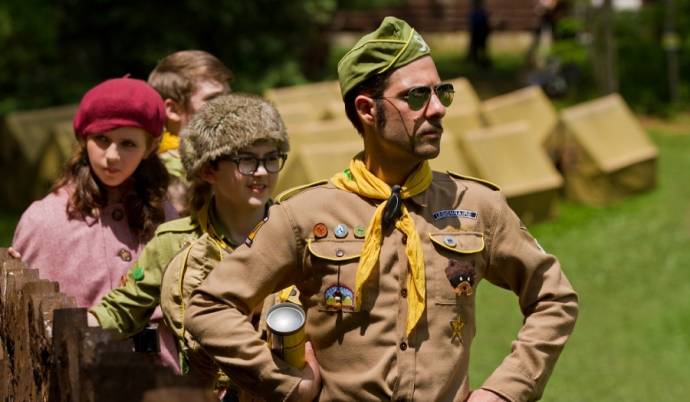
[445,260,475,296]
[323,285,355,312]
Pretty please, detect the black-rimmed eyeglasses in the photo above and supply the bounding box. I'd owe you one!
[221,153,288,176]
[379,83,455,111]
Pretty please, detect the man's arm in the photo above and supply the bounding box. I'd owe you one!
[480,197,579,402]
[185,203,311,401]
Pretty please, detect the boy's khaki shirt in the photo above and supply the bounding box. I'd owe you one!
[185,172,579,402]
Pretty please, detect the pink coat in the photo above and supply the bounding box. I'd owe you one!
[12,187,180,371]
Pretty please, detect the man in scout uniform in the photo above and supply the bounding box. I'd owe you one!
[148,50,233,213]
[185,16,579,402]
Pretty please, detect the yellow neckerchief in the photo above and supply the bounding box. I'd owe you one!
[196,197,234,253]
[331,152,432,336]
[158,130,180,154]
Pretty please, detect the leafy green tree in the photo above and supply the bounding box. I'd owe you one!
[0,0,339,114]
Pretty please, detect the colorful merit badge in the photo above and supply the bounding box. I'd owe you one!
[313,223,328,239]
[354,225,366,239]
[323,285,355,312]
[445,260,475,296]
[334,224,348,238]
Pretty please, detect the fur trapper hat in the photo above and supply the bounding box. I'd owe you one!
[180,93,289,180]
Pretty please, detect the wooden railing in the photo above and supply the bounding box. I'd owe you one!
[0,248,215,402]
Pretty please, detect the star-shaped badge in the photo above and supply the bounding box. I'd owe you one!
[450,317,464,342]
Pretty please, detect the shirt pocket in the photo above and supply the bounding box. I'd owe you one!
[306,239,363,313]
[427,231,485,306]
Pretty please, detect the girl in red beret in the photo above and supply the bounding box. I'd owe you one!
[11,77,178,368]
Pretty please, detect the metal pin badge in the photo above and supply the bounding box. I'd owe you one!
[450,317,464,342]
[313,223,328,239]
[334,224,348,238]
[354,225,366,239]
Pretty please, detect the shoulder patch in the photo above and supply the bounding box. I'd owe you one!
[155,216,198,236]
[447,171,501,191]
[275,180,329,203]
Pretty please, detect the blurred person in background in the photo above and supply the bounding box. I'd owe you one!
[148,50,233,214]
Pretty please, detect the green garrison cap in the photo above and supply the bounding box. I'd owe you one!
[337,16,431,98]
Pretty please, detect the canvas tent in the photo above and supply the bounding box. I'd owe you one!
[265,80,343,129]
[559,94,658,205]
[274,140,363,195]
[480,86,560,157]
[444,77,484,137]
[459,121,563,224]
[1,105,78,209]
[288,118,358,146]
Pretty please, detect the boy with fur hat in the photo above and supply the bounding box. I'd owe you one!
[160,93,298,399]
[185,16,577,402]
[89,94,292,396]
[148,50,233,213]
[12,77,176,318]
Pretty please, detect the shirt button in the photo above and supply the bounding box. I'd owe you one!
[401,234,408,244]
[400,288,407,298]
[111,208,124,221]
[118,249,132,262]
[399,341,407,351]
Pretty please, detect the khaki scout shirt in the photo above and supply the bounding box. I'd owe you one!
[185,172,579,402]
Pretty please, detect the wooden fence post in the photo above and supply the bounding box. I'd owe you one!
[1,248,214,401]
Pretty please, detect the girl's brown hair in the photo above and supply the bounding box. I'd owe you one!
[52,144,170,242]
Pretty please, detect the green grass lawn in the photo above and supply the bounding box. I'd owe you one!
[1,126,688,400]
[470,129,690,401]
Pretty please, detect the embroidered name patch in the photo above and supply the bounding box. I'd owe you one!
[432,209,478,221]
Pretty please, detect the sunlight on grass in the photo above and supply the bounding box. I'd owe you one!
[470,131,690,401]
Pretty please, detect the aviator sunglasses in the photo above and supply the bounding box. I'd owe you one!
[381,82,455,111]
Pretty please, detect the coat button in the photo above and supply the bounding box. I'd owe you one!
[111,208,124,221]
[400,288,407,298]
[335,248,345,258]
[443,235,457,248]
[399,341,408,351]
[118,249,132,262]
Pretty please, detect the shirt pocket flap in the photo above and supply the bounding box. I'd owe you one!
[307,239,363,262]
[428,231,485,254]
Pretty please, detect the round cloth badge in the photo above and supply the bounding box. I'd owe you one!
[443,236,457,248]
[313,223,328,239]
[334,224,349,238]
[354,225,366,239]
[131,267,145,281]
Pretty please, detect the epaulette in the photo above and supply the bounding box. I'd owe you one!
[155,216,198,236]
[275,180,329,203]
[447,171,501,191]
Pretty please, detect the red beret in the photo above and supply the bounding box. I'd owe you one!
[73,77,166,139]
